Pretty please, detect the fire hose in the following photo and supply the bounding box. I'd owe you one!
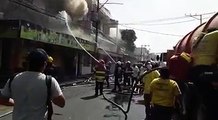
[102,67,161,120]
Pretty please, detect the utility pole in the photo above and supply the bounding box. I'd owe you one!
[185,12,216,25]
[94,0,122,60]
[95,0,100,59]
[140,45,149,61]
[140,45,143,61]
[186,14,203,25]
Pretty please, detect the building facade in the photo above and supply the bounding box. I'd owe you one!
[0,0,125,84]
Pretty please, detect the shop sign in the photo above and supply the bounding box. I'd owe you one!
[20,25,95,52]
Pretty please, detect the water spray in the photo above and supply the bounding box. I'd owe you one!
[98,44,116,63]
[65,13,99,63]
[64,12,116,63]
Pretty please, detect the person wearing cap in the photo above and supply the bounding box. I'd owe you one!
[112,61,122,92]
[44,56,58,80]
[0,48,65,120]
[94,59,106,96]
[149,67,182,120]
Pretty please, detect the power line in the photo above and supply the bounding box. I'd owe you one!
[121,25,184,37]
[120,12,216,24]
[120,16,211,26]
[185,12,216,25]
[120,19,196,26]
[190,11,217,16]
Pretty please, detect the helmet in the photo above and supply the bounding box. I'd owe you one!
[126,61,131,64]
[47,56,53,63]
[99,59,105,64]
[108,61,112,64]
[117,61,121,65]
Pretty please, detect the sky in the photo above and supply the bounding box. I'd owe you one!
[101,0,218,53]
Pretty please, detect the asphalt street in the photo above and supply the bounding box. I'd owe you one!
[0,81,145,120]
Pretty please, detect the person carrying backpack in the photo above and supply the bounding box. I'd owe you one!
[0,48,65,120]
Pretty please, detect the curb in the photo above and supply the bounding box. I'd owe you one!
[0,104,13,119]
[60,77,92,87]
[0,111,12,118]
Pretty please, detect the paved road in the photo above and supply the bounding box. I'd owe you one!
[0,82,145,120]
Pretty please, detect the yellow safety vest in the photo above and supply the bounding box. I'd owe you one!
[95,70,106,82]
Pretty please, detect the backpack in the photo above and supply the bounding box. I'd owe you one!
[9,74,53,120]
[45,75,53,120]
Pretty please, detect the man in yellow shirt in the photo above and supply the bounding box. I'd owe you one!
[142,62,160,120]
[149,67,181,120]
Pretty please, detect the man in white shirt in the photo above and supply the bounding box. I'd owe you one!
[0,48,65,120]
[132,64,139,85]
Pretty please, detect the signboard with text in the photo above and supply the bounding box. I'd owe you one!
[20,24,95,52]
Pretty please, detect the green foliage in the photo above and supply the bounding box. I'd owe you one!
[121,29,137,52]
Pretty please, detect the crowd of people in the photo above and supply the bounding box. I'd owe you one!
[79,28,218,120]
[94,59,182,120]
[0,48,181,120]
[94,59,152,93]
[0,28,217,120]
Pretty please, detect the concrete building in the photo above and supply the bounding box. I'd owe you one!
[134,47,149,62]
[0,0,123,83]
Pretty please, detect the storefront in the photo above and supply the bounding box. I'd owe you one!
[0,20,95,83]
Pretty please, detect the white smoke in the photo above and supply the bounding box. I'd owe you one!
[64,0,89,20]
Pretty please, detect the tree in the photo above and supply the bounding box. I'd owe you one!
[120,29,137,52]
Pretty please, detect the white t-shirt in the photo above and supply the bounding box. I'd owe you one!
[1,71,63,120]
[132,66,139,78]
[139,67,146,76]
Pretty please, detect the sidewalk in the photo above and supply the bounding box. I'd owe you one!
[0,78,89,118]
[59,77,92,87]
[0,105,12,118]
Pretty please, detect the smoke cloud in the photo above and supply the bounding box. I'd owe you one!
[64,0,88,19]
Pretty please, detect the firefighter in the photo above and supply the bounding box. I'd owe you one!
[124,61,133,86]
[112,61,122,92]
[94,59,106,96]
[105,61,112,88]
[44,56,59,80]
